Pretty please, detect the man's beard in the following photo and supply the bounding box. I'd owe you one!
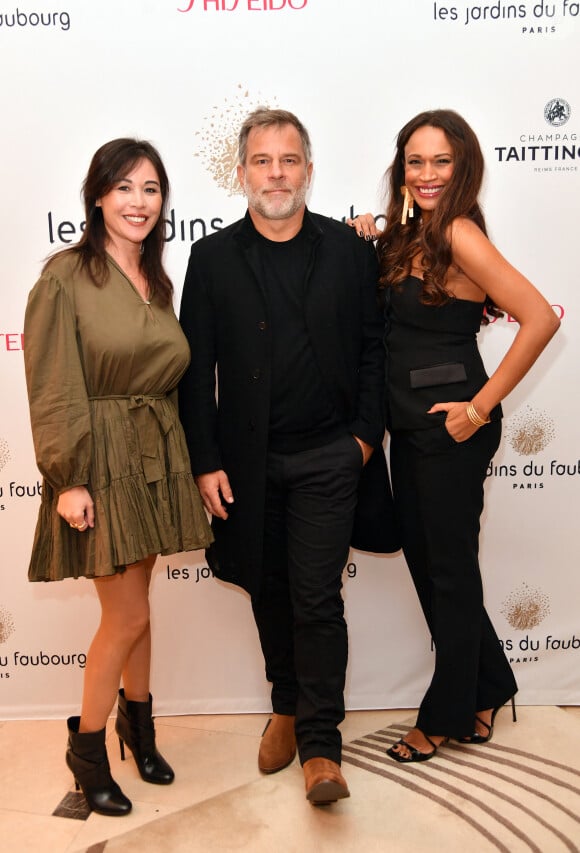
[245,179,309,221]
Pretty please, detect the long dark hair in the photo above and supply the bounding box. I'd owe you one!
[376,110,501,323]
[46,138,173,305]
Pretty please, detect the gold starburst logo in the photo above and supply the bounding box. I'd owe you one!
[505,406,555,456]
[501,582,550,630]
[0,437,10,473]
[0,605,16,644]
[194,85,278,195]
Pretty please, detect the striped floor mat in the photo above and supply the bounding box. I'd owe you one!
[79,707,580,853]
[342,715,580,852]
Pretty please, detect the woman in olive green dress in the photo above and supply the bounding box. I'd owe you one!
[24,138,213,816]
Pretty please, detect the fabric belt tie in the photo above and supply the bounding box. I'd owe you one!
[89,394,173,483]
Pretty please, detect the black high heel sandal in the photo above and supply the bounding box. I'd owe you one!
[458,696,517,744]
[387,731,449,763]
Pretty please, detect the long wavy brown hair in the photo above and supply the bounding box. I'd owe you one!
[376,110,501,323]
[45,138,173,306]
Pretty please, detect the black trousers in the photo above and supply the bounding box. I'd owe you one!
[251,433,362,765]
[390,419,517,738]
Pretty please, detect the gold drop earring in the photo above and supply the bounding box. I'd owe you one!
[400,186,414,225]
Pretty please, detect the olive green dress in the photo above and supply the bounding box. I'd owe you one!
[24,252,213,581]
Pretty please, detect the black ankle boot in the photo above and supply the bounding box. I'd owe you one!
[66,716,132,816]
[115,689,175,785]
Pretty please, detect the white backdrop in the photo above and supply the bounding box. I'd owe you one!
[0,0,578,719]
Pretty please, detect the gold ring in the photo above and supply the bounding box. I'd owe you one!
[77,522,88,531]
[69,522,79,529]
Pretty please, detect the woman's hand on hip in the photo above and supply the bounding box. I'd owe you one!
[428,402,479,442]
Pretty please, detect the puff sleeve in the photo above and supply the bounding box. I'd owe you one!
[24,269,92,493]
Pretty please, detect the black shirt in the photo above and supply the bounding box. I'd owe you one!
[257,227,344,453]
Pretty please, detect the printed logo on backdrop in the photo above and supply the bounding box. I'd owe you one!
[195,85,279,195]
[0,604,14,680]
[0,437,10,474]
[0,606,14,679]
[486,404,579,490]
[432,1,578,34]
[0,333,23,353]
[506,405,555,457]
[0,450,86,682]
[545,98,571,127]
[177,0,307,12]
[0,427,42,513]
[0,605,16,645]
[498,582,579,664]
[0,437,12,512]
[0,605,15,678]
[0,608,87,681]
[166,563,214,583]
[192,85,360,224]
[495,98,577,173]
[165,561,358,584]
[0,475,42,511]
[0,9,71,31]
[45,80,376,248]
[46,85,279,250]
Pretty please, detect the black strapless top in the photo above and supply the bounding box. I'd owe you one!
[385,276,502,430]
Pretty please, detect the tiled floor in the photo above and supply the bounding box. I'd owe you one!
[2,707,579,852]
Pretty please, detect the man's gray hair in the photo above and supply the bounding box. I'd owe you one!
[238,107,312,166]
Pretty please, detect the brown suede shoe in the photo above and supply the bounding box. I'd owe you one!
[258,714,296,774]
[303,757,350,805]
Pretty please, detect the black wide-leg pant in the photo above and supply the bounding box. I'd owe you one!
[390,419,517,738]
[251,433,362,765]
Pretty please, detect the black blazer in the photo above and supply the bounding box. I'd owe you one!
[179,210,398,596]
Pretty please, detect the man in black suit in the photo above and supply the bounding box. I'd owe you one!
[179,108,387,804]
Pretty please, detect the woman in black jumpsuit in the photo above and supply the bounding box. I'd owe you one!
[352,110,559,761]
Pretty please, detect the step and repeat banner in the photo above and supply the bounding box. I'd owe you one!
[0,1,578,718]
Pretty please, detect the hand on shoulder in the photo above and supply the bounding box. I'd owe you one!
[346,213,382,242]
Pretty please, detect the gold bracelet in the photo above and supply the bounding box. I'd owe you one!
[466,402,490,428]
